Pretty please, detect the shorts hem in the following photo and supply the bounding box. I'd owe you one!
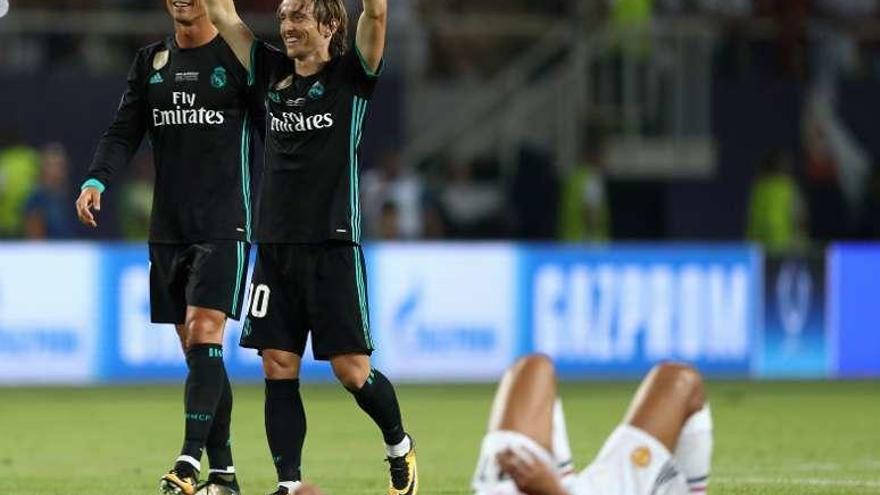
[313,348,374,361]
[151,316,186,325]
[239,342,305,357]
[187,301,238,320]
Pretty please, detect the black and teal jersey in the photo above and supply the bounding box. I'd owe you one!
[85,35,263,243]
[249,40,382,244]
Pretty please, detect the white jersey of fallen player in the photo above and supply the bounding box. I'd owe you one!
[472,417,689,495]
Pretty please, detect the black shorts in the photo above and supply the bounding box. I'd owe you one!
[240,242,374,361]
[149,241,251,324]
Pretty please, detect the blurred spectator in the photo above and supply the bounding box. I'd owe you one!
[558,140,610,243]
[610,0,653,55]
[439,157,506,238]
[0,133,40,237]
[22,143,75,239]
[377,201,402,240]
[421,195,447,239]
[120,152,154,241]
[510,145,560,240]
[361,150,424,239]
[746,150,807,253]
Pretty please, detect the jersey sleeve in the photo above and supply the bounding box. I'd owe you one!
[345,44,383,99]
[84,50,149,191]
[249,40,288,96]
[245,41,276,144]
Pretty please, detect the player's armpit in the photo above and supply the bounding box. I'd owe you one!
[202,0,255,70]
[355,0,387,73]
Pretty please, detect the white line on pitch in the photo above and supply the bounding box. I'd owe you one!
[715,477,880,489]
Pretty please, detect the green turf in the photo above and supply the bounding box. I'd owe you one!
[0,381,878,494]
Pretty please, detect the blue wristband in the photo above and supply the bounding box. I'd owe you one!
[81,178,106,193]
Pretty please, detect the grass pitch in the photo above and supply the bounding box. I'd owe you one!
[0,381,878,494]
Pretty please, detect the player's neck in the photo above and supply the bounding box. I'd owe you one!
[294,50,332,77]
[174,19,218,49]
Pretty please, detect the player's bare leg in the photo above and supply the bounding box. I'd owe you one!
[331,353,417,495]
[262,349,307,495]
[162,307,237,495]
[623,363,704,450]
[487,354,558,451]
[623,363,714,493]
[176,324,189,353]
[476,354,572,495]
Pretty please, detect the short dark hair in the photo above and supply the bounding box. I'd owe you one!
[312,0,348,57]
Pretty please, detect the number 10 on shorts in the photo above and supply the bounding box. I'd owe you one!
[247,284,271,318]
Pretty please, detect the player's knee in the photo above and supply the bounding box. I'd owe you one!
[331,356,371,390]
[512,354,556,380]
[262,351,300,379]
[655,362,705,409]
[186,315,224,344]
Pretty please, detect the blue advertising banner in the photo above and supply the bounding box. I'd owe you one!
[369,244,519,381]
[829,244,880,378]
[758,254,828,378]
[0,244,100,384]
[0,242,784,383]
[520,245,762,378]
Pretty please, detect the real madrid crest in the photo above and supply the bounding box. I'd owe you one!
[308,81,325,100]
[211,66,227,89]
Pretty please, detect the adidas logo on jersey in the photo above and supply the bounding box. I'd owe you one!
[270,111,334,133]
[150,73,164,85]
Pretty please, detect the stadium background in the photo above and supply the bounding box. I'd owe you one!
[0,1,879,494]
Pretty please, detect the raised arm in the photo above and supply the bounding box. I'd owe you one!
[355,0,387,73]
[203,0,255,70]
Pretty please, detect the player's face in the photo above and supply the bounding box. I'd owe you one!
[165,0,208,25]
[277,0,333,59]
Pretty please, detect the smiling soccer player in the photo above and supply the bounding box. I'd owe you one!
[75,0,264,493]
[200,0,418,493]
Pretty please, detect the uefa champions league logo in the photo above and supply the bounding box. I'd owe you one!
[0,0,9,19]
[776,261,812,343]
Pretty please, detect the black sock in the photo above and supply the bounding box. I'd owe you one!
[348,369,406,446]
[265,379,306,482]
[206,368,234,472]
[180,344,226,461]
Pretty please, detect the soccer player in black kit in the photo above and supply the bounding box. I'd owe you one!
[74,1,261,494]
[201,0,418,494]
